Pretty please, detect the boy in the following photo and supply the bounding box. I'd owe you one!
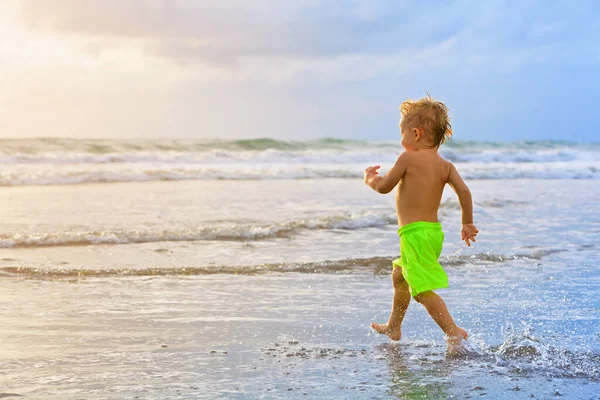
[364,95,478,352]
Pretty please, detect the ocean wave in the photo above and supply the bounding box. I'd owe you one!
[0,196,525,249]
[0,149,597,166]
[2,137,597,152]
[0,138,597,165]
[1,162,599,186]
[0,199,526,249]
[0,250,561,277]
[0,165,365,186]
[0,257,392,277]
[0,211,397,249]
[0,138,597,185]
[0,138,372,154]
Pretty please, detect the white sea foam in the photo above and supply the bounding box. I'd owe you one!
[0,196,536,249]
[1,162,598,186]
[0,210,397,248]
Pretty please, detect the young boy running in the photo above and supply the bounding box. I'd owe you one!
[364,95,478,351]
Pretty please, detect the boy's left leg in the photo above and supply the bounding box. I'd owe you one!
[371,267,411,341]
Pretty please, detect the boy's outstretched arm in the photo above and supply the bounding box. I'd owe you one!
[447,163,479,246]
[364,153,409,194]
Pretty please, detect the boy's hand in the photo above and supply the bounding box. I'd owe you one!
[364,155,407,194]
[364,165,381,183]
[461,223,479,247]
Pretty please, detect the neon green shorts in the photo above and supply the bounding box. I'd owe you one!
[392,221,448,297]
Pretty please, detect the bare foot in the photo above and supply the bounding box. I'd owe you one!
[446,327,468,356]
[371,322,401,341]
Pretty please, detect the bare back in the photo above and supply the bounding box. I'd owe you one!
[395,151,450,226]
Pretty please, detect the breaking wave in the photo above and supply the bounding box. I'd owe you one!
[0,210,397,248]
[0,198,522,249]
[0,138,598,186]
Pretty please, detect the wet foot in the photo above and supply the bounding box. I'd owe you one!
[446,327,468,356]
[371,322,401,341]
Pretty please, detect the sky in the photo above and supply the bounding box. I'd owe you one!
[0,0,599,142]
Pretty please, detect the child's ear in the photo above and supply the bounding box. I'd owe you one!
[413,128,421,142]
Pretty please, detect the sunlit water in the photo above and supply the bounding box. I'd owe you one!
[0,139,598,399]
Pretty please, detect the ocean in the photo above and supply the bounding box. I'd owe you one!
[0,138,598,399]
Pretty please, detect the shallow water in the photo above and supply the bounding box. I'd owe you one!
[1,266,598,399]
[0,175,598,399]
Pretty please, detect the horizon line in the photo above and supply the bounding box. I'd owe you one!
[0,136,597,145]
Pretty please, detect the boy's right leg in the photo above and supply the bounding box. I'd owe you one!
[371,267,411,341]
[413,291,468,352]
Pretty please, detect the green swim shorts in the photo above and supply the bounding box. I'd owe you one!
[392,221,448,297]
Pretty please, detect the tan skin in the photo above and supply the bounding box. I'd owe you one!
[364,122,479,353]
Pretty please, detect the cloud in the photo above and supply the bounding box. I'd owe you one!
[16,1,334,58]
[3,0,600,141]
[16,0,599,74]
[15,1,465,63]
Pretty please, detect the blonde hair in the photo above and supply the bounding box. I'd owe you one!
[400,94,452,148]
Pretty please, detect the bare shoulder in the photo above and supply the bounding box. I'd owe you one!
[442,157,455,171]
[394,150,416,166]
[400,150,425,162]
[398,150,415,160]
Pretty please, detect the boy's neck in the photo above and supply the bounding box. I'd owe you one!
[411,145,439,153]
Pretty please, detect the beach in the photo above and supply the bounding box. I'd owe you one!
[0,139,599,399]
